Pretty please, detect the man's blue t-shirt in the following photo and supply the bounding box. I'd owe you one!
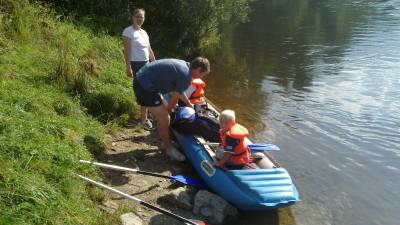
[136,59,192,94]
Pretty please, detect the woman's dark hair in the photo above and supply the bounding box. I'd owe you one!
[191,57,210,72]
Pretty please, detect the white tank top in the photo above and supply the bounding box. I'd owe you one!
[122,26,150,61]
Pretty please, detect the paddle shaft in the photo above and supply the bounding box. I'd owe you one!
[202,142,219,146]
[202,142,280,151]
[79,160,172,179]
[80,160,206,189]
[77,174,199,225]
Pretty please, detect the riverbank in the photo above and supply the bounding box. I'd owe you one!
[0,1,137,224]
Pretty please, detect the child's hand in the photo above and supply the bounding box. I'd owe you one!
[212,161,220,167]
[212,161,227,170]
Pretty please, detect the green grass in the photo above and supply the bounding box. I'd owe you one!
[0,0,139,224]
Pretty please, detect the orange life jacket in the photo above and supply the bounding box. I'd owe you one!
[220,123,251,165]
[189,79,206,104]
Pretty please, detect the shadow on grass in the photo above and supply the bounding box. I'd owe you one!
[83,92,135,124]
[84,135,106,156]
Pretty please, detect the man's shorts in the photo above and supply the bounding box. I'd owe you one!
[132,79,162,107]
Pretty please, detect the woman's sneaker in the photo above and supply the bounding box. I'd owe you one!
[140,119,155,131]
[166,146,186,162]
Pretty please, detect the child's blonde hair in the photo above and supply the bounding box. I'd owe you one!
[219,110,236,124]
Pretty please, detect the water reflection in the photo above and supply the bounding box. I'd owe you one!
[206,0,375,132]
[206,28,270,134]
[205,0,400,224]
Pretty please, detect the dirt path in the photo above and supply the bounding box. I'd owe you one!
[96,127,198,225]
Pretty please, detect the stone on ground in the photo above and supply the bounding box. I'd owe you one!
[120,212,143,225]
[193,190,238,224]
[163,186,195,210]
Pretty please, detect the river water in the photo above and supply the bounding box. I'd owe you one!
[205,0,400,224]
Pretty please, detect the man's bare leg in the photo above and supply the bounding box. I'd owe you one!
[147,104,185,161]
[147,104,171,149]
[140,106,148,122]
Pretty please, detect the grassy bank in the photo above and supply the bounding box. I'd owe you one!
[0,0,137,224]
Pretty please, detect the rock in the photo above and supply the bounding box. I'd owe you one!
[99,199,119,214]
[163,187,194,210]
[120,212,143,225]
[134,209,148,220]
[148,215,169,225]
[130,177,149,187]
[193,190,238,224]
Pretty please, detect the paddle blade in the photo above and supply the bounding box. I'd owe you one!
[249,143,280,151]
[172,175,207,189]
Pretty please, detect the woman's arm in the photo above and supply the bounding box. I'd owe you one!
[149,46,156,62]
[122,36,132,77]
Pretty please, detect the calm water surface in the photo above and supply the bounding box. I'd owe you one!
[206,0,400,224]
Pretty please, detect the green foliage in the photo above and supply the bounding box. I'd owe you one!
[42,0,249,57]
[1,0,137,121]
[0,0,138,224]
[0,79,111,225]
[83,89,135,124]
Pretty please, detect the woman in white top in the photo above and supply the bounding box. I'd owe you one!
[122,8,156,130]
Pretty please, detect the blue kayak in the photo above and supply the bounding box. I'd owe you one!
[172,130,300,211]
[168,100,300,210]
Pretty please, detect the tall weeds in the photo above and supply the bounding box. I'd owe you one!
[0,0,137,224]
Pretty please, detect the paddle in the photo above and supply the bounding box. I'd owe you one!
[77,174,208,225]
[247,143,280,151]
[202,142,280,151]
[79,160,207,189]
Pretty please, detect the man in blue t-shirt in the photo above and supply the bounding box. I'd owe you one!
[133,57,210,161]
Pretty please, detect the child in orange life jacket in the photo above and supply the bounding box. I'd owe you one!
[179,78,206,107]
[186,78,206,104]
[212,110,251,170]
